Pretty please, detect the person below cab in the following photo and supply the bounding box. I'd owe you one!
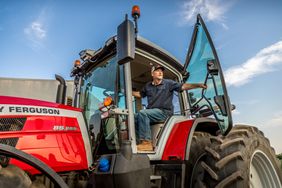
[132,65,207,151]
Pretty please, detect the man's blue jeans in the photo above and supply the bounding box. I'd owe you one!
[135,108,168,142]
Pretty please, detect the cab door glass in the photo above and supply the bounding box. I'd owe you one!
[185,16,232,134]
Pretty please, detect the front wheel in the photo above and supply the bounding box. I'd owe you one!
[0,143,68,188]
[202,125,282,188]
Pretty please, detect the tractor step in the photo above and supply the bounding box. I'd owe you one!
[150,175,162,188]
[137,151,156,154]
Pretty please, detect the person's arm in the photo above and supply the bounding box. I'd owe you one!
[181,83,207,91]
[132,91,142,98]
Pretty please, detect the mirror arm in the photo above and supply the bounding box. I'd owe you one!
[202,95,224,122]
[211,74,219,96]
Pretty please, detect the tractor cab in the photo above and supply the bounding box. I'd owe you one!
[70,8,235,187]
[74,36,188,154]
[71,14,233,157]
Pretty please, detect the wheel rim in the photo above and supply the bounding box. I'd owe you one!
[250,150,281,188]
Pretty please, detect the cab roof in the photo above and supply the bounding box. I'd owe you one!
[71,36,185,76]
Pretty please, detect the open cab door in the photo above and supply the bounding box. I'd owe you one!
[184,14,232,135]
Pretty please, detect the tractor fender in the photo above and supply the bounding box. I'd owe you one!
[161,117,218,161]
[184,117,218,161]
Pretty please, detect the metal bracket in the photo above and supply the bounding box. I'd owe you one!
[109,108,129,115]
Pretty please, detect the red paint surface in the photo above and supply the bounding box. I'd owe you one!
[0,116,88,174]
[0,95,81,112]
[162,119,195,160]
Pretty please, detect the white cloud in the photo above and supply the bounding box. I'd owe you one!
[24,8,49,50]
[266,111,282,127]
[24,21,46,50]
[181,0,234,28]
[24,22,46,40]
[225,41,282,87]
[232,109,240,115]
[236,99,260,105]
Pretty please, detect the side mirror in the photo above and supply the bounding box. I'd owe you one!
[214,95,227,116]
[207,59,219,75]
[117,16,135,65]
[231,104,236,111]
[89,111,102,142]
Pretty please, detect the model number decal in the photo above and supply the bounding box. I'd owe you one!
[53,125,77,131]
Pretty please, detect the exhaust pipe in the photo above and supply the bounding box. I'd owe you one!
[55,74,66,104]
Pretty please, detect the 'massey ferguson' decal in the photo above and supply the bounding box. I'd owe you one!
[0,105,62,116]
[0,106,60,115]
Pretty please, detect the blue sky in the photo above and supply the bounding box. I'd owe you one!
[1,0,282,153]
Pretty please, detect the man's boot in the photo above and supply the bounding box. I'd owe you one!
[137,140,153,151]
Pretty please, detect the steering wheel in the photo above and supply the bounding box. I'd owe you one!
[103,89,113,97]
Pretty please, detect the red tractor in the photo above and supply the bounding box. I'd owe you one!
[0,7,281,188]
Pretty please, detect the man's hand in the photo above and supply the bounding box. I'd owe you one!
[199,84,207,89]
[132,91,142,98]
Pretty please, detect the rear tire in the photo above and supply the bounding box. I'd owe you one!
[202,125,282,188]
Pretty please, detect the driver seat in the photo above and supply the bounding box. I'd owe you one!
[150,118,168,147]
